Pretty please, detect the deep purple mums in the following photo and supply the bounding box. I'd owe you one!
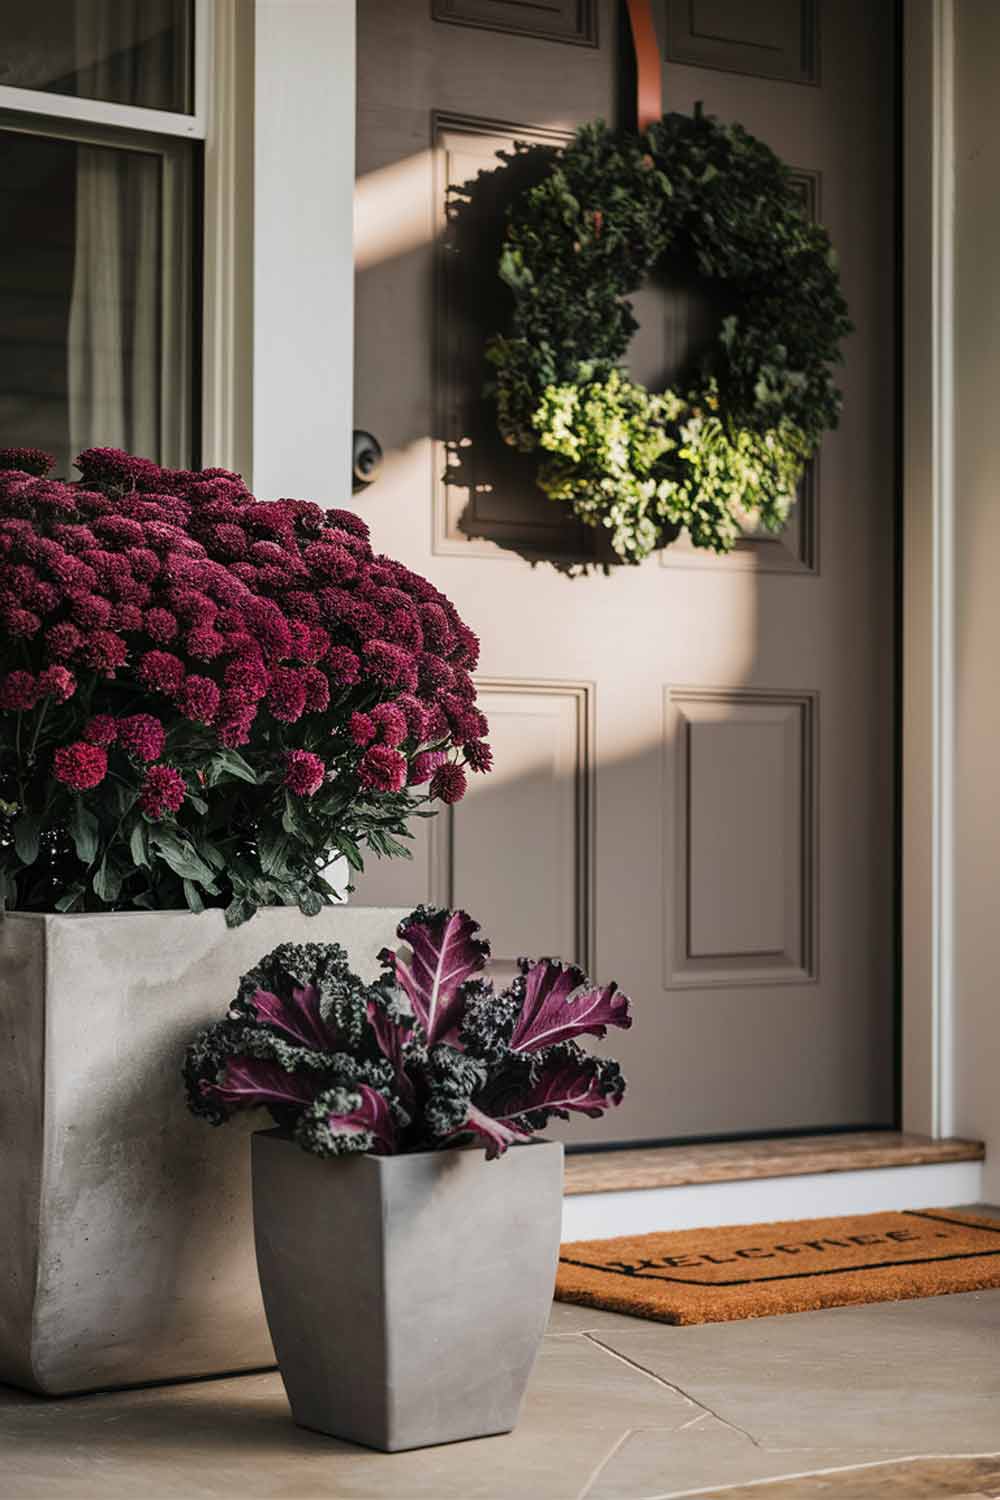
[0,447,491,921]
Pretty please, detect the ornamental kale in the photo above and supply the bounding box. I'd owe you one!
[0,448,491,923]
[184,906,631,1159]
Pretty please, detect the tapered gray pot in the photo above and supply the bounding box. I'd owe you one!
[252,1131,564,1451]
[0,904,405,1395]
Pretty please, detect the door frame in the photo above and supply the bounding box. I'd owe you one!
[220,0,958,1142]
[901,0,956,1141]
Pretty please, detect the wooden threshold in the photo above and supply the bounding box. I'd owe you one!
[563,1131,984,1196]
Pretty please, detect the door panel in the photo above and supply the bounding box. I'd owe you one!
[353,0,896,1144]
[665,0,819,84]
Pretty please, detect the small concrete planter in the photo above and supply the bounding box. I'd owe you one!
[252,1131,564,1451]
[0,905,404,1396]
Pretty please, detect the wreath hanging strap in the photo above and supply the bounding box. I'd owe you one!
[487,112,852,565]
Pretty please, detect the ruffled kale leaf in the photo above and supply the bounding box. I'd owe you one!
[422,1044,489,1144]
[462,1045,626,1157]
[459,959,631,1065]
[457,1103,534,1159]
[458,979,520,1066]
[365,973,415,1086]
[231,941,371,1054]
[507,958,632,1053]
[380,906,489,1047]
[295,1083,402,1157]
[184,1015,393,1130]
[237,982,335,1051]
[197,1054,321,1122]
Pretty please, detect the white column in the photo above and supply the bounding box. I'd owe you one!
[252,0,355,503]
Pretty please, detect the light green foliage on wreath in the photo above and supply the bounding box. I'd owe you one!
[486,114,851,564]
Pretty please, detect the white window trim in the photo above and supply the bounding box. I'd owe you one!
[0,0,210,139]
[201,0,252,477]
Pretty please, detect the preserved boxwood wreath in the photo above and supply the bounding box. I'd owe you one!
[486,112,852,564]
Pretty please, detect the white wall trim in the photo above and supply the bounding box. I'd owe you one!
[250,0,356,502]
[561,1159,983,1241]
[201,0,254,477]
[902,0,956,1140]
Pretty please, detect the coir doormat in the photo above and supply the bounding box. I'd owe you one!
[555,1209,1000,1325]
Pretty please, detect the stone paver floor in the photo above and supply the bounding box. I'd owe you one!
[1,1208,998,1500]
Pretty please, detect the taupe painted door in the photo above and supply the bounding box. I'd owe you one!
[353,0,897,1145]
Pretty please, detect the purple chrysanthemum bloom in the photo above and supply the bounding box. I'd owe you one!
[83,715,119,747]
[117,713,166,763]
[370,702,408,748]
[358,744,407,794]
[138,764,186,819]
[0,669,40,711]
[179,675,221,724]
[284,749,326,797]
[349,710,376,747]
[464,739,493,774]
[430,762,467,805]
[0,448,55,478]
[408,749,446,786]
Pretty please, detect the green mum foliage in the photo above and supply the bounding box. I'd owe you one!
[486,113,852,564]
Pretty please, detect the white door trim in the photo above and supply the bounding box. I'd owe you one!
[902,0,956,1139]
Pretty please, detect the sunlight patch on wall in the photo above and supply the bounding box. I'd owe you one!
[354,149,433,271]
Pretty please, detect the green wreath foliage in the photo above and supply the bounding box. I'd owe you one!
[486,112,852,564]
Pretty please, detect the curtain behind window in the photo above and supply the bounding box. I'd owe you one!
[67,4,172,464]
[67,145,160,463]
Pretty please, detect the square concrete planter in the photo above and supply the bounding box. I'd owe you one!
[0,905,406,1395]
[252,1131,564,1451]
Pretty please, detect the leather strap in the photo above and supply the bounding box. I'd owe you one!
[624,0,663,131]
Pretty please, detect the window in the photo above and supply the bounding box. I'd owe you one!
[0,1,203,479]
[0,1,194,115]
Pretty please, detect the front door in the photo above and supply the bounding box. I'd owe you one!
[353,0,897,1145]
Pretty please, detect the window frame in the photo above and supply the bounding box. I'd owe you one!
[0,0,210,139]
[0,111,198,468]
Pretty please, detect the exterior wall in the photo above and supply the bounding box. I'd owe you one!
[953,0,1000,1200]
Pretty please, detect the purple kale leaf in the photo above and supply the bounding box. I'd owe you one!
[506,959,632,1053]
[183,1019,329,1125]
[183,1017,395,1132]
[452,1045,626,1158]
[295,1083,401,1157]
[198,1054,321,1119]
[421,1044,489,1143]
[231,940,370,1052]
[498,1046,626,1127]
[458,982,521,1065]
[365,975,414,1078]
[239,982,335,1051]
[456,1104,534,1159]
[381,906,490,1047]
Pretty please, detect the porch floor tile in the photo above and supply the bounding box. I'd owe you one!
[1,1205,997,1500]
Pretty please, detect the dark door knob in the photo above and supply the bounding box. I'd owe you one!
[352,430,383,492]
